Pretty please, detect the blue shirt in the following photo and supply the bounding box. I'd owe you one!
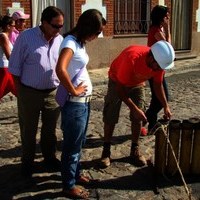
[8,26,63,89]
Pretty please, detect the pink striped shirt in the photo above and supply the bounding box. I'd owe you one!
[8,26,63,89]
[9,28,19,45]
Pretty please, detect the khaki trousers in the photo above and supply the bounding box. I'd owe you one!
[17,84,60,164]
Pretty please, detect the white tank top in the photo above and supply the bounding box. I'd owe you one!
[0,33,13,68]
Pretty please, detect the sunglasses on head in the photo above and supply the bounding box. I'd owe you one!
[49,23,64,29]
[18,19,26,22]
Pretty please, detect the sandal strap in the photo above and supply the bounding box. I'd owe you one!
[63,186,89,199]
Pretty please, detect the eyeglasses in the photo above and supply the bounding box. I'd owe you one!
[49,23,64,29]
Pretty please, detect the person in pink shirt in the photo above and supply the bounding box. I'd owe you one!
[9,10,30,45]
[0,15,16,100]
[100,41,175,168]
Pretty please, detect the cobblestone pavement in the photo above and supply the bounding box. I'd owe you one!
[0,58,200,200]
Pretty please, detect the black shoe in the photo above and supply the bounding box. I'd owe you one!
[100,143,111,168]
[21,162,33,178]
[43,158,61,172]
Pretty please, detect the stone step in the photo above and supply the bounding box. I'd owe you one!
[175,50,197,60]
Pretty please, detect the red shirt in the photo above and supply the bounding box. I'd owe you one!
[109,45,164,87]
[147,25,162,46]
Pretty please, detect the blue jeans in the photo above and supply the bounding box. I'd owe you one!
[60,101,90,190]
[146,77,169,131]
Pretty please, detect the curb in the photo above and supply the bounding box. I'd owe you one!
[90,59,200,86]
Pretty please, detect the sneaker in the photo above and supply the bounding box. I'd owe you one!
[100,148,111,168]
[141,127,148,136]
[130,146,147,167]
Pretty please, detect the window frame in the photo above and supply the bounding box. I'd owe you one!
[114,0,151,35]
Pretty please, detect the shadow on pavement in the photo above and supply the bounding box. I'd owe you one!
[0,143,57,160]
[84,134,132,149]
[0,162,62,200]
[0,159,200,199]
[81,157,200,193]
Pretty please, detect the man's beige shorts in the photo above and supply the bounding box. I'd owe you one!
[103,79,145,124]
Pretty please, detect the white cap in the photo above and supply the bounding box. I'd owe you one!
[151,41,175,70]
[12,11,30,21]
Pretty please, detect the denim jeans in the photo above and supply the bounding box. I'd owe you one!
[146,76,169,130]
[60,101,90,190]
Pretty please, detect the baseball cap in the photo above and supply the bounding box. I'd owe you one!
[12,11,30,21]
[151,41,175,70]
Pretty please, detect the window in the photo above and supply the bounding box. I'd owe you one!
[114,0,151,35]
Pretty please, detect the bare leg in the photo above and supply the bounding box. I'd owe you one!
[100,123,115,167]
[130,120,146,167]
[131,121,142,145]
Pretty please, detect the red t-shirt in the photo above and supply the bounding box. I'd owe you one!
[109,45,164,87]
[147,25,162,46]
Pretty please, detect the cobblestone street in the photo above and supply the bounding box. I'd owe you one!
[0,65,200,199]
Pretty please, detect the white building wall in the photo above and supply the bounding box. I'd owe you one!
[82,0,106,37]
[82,0,106,19]
[158,0,165,6]
[196,0,200,32]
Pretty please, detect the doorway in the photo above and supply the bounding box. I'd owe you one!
[171,0,192,50]
[31,0,72,34]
